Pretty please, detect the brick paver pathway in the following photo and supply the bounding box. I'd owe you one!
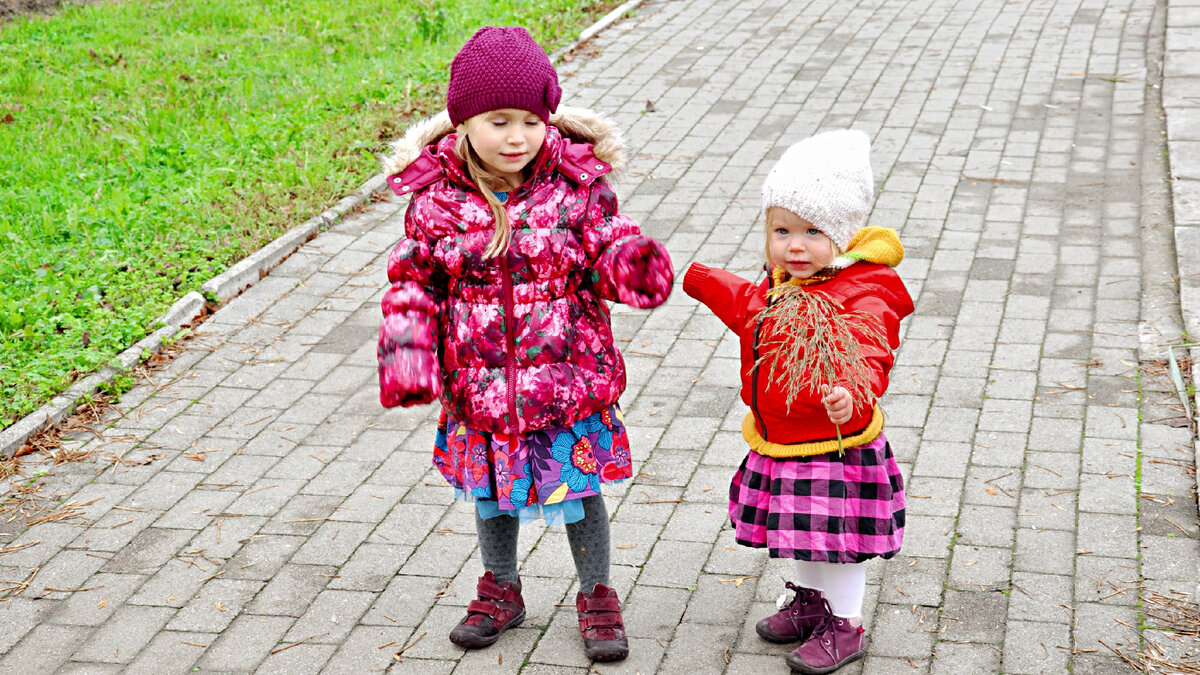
[2,0,1197,673]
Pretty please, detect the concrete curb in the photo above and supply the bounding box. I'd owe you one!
[1161,0,1200,479]
[200,175,386,302]
[0,170,384,460]
[0,7,642,459]
[0,292,207,458]
[551,0,645,61]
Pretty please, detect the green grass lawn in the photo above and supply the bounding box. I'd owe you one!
[0,0,610,428]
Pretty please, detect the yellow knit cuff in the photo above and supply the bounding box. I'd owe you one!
[742,406,885,457]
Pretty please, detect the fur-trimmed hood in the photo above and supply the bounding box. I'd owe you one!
[379,105,627,178]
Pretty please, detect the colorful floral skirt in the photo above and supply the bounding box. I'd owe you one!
[433,404,632,525]
[728,434,905,563]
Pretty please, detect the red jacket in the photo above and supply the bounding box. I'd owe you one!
[683,262,913,456]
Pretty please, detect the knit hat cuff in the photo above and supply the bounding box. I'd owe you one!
[763,197,864,250]
[449,80,562,126]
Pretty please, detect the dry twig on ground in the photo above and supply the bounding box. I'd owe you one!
[1138,592,1200,673]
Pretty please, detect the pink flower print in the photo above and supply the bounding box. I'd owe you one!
[572,437,598,475]
[460,200,492,227]
[478,383,509,422]
[474,304,501,327]
[493,447,512,499]
[522,231,548,259]
[446,429,468,485]
[611,433,631,468]
[600,461,625,481]
[467,437,489,485]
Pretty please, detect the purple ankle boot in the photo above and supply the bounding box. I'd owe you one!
[576,583,629,662]
[785,602,866,674]
[755,582,826,643]
[448,571,525,649]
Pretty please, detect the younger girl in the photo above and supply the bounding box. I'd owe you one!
[376,26,673,663]
[682,130,912,674]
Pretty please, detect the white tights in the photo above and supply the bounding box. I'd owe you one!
[794,560,866,618]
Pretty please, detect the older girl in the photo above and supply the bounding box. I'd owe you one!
[377,25,673,663]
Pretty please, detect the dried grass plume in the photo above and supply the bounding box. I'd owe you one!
[753,286,888,415]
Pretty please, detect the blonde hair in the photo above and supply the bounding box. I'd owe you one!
[763,209,775,267]
[763,208,842,270]
[454,130,515,259]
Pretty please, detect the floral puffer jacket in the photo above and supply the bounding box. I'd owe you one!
[377,107,674,435]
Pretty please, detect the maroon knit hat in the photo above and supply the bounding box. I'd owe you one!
[446,26,562,127]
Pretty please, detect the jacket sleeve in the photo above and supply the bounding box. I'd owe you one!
[681,262,761,333]
[378,199,446,408]
[581,179,674,309]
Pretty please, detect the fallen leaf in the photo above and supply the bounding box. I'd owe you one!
[718,575,756,587]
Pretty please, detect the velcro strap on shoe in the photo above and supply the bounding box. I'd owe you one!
[478,578,502,598]
[579,612,624,630]
[467,599,501,617]
[478,579,518,603]
[579,596,621,613]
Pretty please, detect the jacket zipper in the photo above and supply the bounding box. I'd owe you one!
[498,205,519,435]
[750,266,775,441]
[750,317,768,441]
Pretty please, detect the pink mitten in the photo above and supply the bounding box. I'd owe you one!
[614,238,674,308]
[377,317,441,408]
[379,349,441,408]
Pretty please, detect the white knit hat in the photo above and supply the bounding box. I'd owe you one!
[761,129,873,250]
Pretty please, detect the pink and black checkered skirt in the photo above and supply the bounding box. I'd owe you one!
[729,434,905,563]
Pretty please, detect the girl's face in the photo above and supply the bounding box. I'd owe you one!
[767,207,837,280]
[462,109,547,188]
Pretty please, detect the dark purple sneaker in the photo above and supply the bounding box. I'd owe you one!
[785,605,866,674]
[576,583,629,662]
[756,582,826,644]
[449,571,525,649]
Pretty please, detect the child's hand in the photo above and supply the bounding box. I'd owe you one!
[821,385,853,425]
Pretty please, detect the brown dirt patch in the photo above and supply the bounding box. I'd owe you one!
[0,0,104,22]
